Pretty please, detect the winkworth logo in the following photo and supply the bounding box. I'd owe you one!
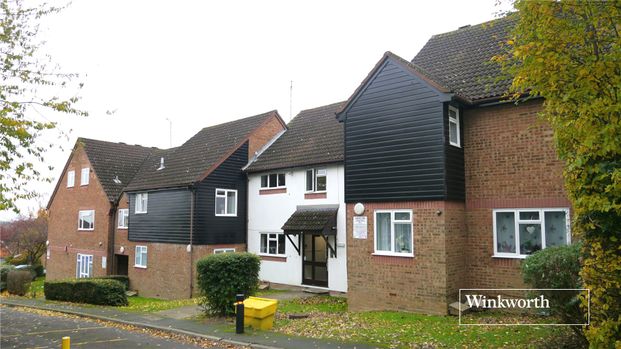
[465,294,550,309]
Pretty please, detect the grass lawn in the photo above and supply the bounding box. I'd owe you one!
[271,296,583,349]
[120,296,198,312]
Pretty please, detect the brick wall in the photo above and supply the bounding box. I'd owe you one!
[463,99,570,290]
[346,201,465,315]
[47,144,113,280]
[248,114,286,160]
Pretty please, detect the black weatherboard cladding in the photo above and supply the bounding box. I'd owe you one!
[444,103,465,201]
[343,59,452,202]
[128,188,192,244]
[194,142,248,245]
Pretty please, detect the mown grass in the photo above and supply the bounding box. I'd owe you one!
[119,296,198,312]
[271,296,583,349]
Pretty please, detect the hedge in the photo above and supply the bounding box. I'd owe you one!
[7,270,32,296]
[196,252,260,315]
[0,265,15,291]
[94,275,129,290]
[44,278,128,306]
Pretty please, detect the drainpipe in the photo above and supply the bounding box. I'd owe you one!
[189,187,195,298]
[108,202,118,276]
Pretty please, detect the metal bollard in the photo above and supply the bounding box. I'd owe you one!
[235,293,245,334]
[61,336,70,349]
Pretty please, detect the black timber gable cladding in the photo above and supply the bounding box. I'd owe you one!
[194,142,248,245]
[128,142,248,245]
[340,57,465,202]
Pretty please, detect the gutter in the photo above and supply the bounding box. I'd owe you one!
[189,187,196,298]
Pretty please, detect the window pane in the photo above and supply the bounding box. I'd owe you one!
[215,196,225,215]
[316,175,327,191]
[395,212,410,221]
[306,170,313,191]
[261,175,268,188]
[394,223,412,253]
[519,211,540,221]
[278,174,285,187]
[278,234,285,254]
[449,108,457,118]
[449,121,458,144]
[142,250,147,267]
[260,234,267,253]
[216,190,225,196]
[268,239,277,254]
[67,171,75,187]
[519,223,542,255]
[545,211,568,247]
[376,213,391,251]
[269,174,277,188]
[81,168,89,185]
[496,212,516,253]
[226,191,236,214]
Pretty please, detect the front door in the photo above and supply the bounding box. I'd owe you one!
[115,254,128,276]
[302,234,328,287]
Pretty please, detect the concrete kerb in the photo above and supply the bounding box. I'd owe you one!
[1,300,282,349]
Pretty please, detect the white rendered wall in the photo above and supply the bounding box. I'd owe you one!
[247,164,347,292]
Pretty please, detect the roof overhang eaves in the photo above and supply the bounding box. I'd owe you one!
[245,160,344,174]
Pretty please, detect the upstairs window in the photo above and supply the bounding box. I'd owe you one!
[448,106,460,147]
[67,170,75,187]
[135,193,148,214]
[305,168,327,192]
[81,168,90,186]
[215,189,237,216]
[78,210,95,231]
[494,208,570,258]
[260,173,286,189]
[135,246,147,268]
[117,209,129,229]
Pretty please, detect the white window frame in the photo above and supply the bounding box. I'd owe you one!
[117,209,129,229]
[215,188,237,217]
[305,168,327,193]
[80,167,90,186]
[373,209,414,257]
[260,173,286,189]
[78,210,95,231]
[493,208,571,259]
[214,248,236,254]
[259,232,286,256]
[135,193,148,214]
[76,254,93,278]
[448,105,461,148]
[67,170,75,188]
[135,245,147,268]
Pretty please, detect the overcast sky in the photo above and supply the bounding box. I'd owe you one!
[2,0,512,220]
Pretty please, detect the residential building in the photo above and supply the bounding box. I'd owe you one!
[337,15,570,314]
[245,102,347,292]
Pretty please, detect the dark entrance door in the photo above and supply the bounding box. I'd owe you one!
[302,234,328,287]
[115,254,128,276]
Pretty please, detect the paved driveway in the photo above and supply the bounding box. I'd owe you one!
[0,307,225,349]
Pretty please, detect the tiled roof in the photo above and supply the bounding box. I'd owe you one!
[245,102,345,173]
[412,15,516,103]
[125,111,280,191]
[281,207,338,235]
[79,138,155,201]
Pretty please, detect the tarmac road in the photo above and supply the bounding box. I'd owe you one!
[0,306,228,349]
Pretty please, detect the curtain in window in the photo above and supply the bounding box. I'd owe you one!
[545,211,567,247]
[226,191,236,214]
[376,213,391,251]
[496,212,516,253]
[519,223,542,255]
[394,223,411,253]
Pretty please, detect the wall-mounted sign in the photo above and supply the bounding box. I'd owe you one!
[101,256,107,269]
[353,216,367,239]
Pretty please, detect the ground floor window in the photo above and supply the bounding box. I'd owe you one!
[374,210,413,256]
[493,208,570,258]
[135,246,148,268]
[76,254,93,278]
[214,248,236,254]
[260,233,285,256]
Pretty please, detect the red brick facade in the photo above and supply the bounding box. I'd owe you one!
[47,145,113,280]
[346,100,571,314]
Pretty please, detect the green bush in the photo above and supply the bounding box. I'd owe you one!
[522,243,585,343]
[94,275,129,290]
[196,252,260,315]
[32,264,45,277]
[44,278,128,306]
[7,270,32,296]
[1,265,15,283]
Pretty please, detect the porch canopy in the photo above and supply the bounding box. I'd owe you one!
[281,206,338,257]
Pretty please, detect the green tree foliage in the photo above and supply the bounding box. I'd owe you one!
[497,2,620,346]
[1,0,86,213]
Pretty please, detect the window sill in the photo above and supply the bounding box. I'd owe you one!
[78,229,94,232]
[215,214,237,217]
[305,192,327,200]
[492,254,528,259]
[135,211,147,215]
[117,227,128,230]
[259,188,287,195]
[260,255,287,262]
[372,252,414,258]
[134,265,147,269]
[449,143,461,148]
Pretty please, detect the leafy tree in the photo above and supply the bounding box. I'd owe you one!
[1,0,86,213]
[497,2,620,346]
